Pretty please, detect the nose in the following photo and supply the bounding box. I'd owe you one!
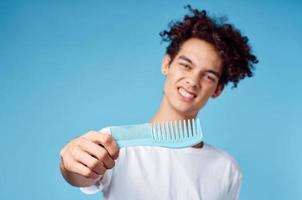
[185,75,200,89]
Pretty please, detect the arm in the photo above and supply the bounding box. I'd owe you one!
[228,169,242,200]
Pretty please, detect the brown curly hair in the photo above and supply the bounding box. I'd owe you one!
[159,5,258,88]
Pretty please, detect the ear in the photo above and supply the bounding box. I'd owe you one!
[211,84,224,98]
[161,54,171,75]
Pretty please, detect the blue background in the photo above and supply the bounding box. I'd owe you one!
[1,0,301,199]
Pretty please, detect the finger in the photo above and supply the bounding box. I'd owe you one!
[82,154,107,176]
[83,131,120,160]
[91,161,107,175]
[73,147,104,174]
[78,137,106,159]
[63,154,100,179]
[78,138,115,169]
[73,162,100,179]
[80,139,115,169]
[99,149,115,169]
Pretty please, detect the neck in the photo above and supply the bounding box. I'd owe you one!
[149,95,198,123]
[149,95,203,149]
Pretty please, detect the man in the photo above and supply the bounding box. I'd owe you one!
[60,5,258,199]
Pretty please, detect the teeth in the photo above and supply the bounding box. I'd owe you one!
[178,87,195,99]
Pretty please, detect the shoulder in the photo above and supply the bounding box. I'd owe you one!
[203,143,242,176]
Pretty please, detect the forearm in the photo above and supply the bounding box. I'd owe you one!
[60,160,103,187]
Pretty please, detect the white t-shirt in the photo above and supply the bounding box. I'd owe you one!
[80,127,242,200]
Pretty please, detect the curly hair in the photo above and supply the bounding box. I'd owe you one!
[159,5,258,88]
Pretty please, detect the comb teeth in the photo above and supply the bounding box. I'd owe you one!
[151,118,202,142]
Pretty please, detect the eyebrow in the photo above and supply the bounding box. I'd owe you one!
[178,55,221,78]
[178,55,193,64]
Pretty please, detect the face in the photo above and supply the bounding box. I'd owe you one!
[161,38,224,118]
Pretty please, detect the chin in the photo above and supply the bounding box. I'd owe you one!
[173,103,199,118]
[175,99,207,117]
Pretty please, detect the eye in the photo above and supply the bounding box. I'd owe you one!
[179,63,191,70]
[202,73,217,82]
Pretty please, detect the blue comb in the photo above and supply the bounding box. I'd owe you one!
[108,118,203,148]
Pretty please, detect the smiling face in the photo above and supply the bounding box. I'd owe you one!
[161,38,224,118]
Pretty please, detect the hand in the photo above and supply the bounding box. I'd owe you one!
[60,130,119,180]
